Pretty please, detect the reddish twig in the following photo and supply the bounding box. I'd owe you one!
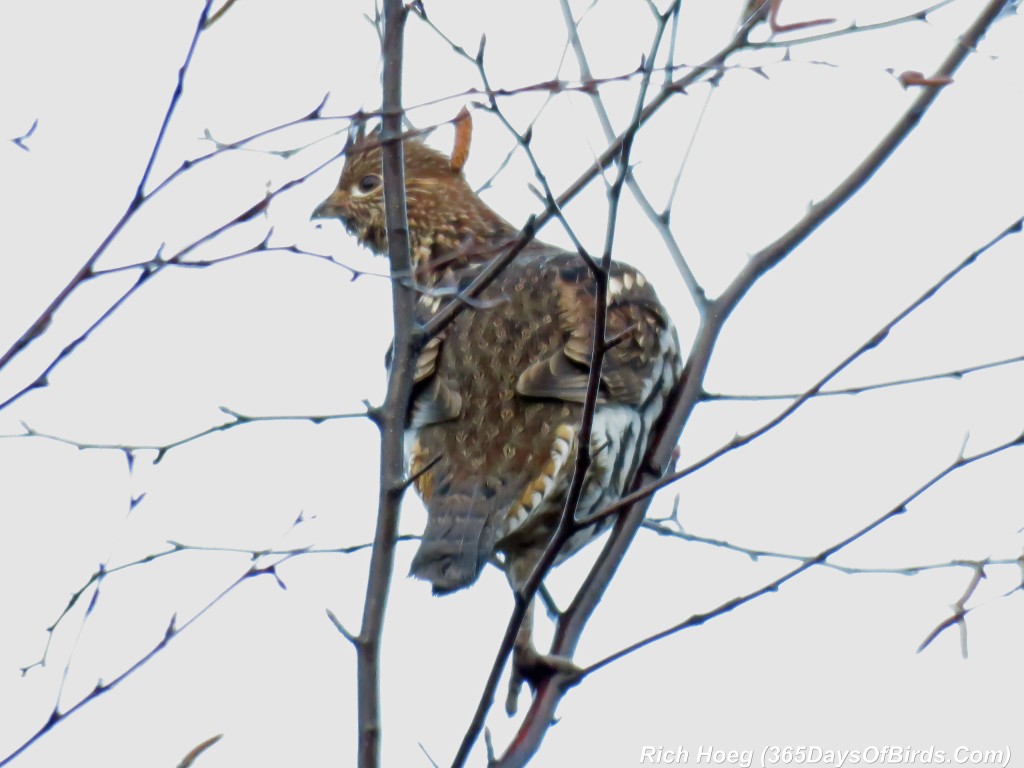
[175,734,223,768]
[917,562,988,656]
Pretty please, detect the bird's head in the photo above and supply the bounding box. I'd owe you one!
[312,111,514,269]
[312,123,391,253]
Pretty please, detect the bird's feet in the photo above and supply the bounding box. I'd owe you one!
[505,643,582,716]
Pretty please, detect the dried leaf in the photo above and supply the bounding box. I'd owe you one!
[176,734,223,768]
[898,70,955,89]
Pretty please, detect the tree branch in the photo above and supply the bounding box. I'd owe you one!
[585,212,1024,527]
[493,0,1014,762]
[491,4,675,764]
[587,436,1020,675]
[0,0,215,378]
[354,3,415,766]
[703,352,1024,402]
[7,407,367,463]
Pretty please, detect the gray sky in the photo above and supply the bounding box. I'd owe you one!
[1,1,1022,766]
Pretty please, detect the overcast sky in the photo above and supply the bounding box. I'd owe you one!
[1,1,1022,766]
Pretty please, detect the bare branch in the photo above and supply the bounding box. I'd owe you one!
[585,435,1021,676]
[642,520,1021,577]
[558,0,706,308]
[353,3,416,766]
[411,8,780,347]
[585,213,1024,527]
[748,0,957,50]
[327,610,360,647]
[10,118,38,151]
[917,562,988,656]
[0,267,159,413]
[703,353,1024,402]
[16,535,415,677]
[7,407,367,463]
[494,1,1016,760]
[486,6,675,765]
[0,0,217,385]
[202,0,240,29]
[0,556,293,767]
[0,88,330,393]
[0,135,362,417]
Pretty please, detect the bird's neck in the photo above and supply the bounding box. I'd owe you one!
[409,200,518,285]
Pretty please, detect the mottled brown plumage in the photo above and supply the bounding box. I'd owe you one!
[314,118,682,710]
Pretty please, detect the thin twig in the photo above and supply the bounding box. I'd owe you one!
[0,556,294,767]
[202,0,240,29]
[8,407,367,463]
[486,5,674,765]
[703,353,1024,401]
[748,0,958,50]
[17,536,419,675]
[587,443,1017,675]
[642,520,1020,577]
[558,0,705,308]
[420,8,765,346]
[175,735,223,768]
[917,561,987,656]
[497,1,1015,762]
[0,131,364,417]
[0,0,214,379]
[0,268,159,413]
[585,213,1024,527]
[11,118,38,151]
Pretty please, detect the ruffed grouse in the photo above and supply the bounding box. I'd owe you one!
[314,117,682,710]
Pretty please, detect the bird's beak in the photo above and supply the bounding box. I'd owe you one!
[311,190,346,221]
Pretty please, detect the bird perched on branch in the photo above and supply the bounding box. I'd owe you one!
[313,111,682,712]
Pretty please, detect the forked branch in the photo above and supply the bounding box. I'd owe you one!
[496,1,1014,764]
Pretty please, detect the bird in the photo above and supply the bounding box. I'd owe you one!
[313,113,682,712]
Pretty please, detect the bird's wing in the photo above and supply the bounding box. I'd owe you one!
[516,261,676,406]
[407,300,463,428]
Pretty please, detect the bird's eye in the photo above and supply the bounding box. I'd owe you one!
[352,174,382,196]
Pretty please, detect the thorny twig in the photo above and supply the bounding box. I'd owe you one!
[917,561,988,656]
[472,4,676,766]
[583,214,1024,528]
[558,0,705,307]
[0,554,298,767]
[642,519,1020,578]
[0,0,217,379]
[703,352,1024,402]
[18,536,418,675]
[490,1,1015,764]
[584,435,1022,677]
[6,407,367,464]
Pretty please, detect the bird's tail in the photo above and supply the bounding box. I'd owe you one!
[410,491,500,594]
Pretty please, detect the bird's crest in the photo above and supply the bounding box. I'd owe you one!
[344,115,367,154]
[450,107,472,173]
